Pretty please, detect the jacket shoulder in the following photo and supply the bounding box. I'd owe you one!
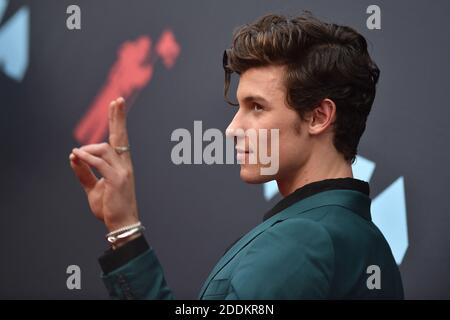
[229,217,335,299]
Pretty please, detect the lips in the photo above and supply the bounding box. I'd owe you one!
[236,148,253,163]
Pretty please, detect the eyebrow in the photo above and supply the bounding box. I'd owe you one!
[239,94,269,104]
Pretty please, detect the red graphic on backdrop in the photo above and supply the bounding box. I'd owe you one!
[74,30,180,144]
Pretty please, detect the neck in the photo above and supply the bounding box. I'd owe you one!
[276,149,353,197]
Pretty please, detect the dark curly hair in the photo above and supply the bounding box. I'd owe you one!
[223,12,380,162]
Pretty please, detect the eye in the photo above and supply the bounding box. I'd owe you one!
[253,103,263,112]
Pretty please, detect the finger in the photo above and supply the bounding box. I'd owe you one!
[72,148,116,181]
[69,153,98,192]
[109,97,130,148]
[79,142,118,167]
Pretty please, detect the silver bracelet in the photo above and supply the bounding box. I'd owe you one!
[107,222,142,238]
[106,222,145,243]
[106,226,145,243]
[106,225,145,244]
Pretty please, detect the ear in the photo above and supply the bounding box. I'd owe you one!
[307,98,336,135]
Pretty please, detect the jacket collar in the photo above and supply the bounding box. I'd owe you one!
[263,177,370,221]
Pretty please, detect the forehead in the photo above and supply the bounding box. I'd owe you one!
[236,65,286,102]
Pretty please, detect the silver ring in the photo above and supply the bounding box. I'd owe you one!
[114,145,131,155]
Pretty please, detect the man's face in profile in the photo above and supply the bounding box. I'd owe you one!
[226,65,311,184]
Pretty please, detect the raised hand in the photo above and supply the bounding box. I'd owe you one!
[69,97,139,233]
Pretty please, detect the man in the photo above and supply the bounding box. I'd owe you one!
[69,12,404,299]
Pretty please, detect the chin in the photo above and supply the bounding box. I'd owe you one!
[239,165,275,184]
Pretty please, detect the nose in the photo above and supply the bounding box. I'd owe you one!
[226,109,245,138]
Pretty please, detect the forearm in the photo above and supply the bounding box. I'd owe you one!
[99,235,175,300]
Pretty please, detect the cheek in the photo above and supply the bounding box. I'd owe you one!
[277,122,305,165]
[253,109,302,158]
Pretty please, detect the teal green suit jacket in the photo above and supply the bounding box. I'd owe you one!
[100,189,404,299]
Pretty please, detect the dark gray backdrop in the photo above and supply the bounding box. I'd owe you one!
[0,0,449,299]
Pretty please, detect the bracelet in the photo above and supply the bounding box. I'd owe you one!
[107,222,142,237]
[106,222,145,244]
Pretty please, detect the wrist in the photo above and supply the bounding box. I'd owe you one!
[106,216,139,233]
